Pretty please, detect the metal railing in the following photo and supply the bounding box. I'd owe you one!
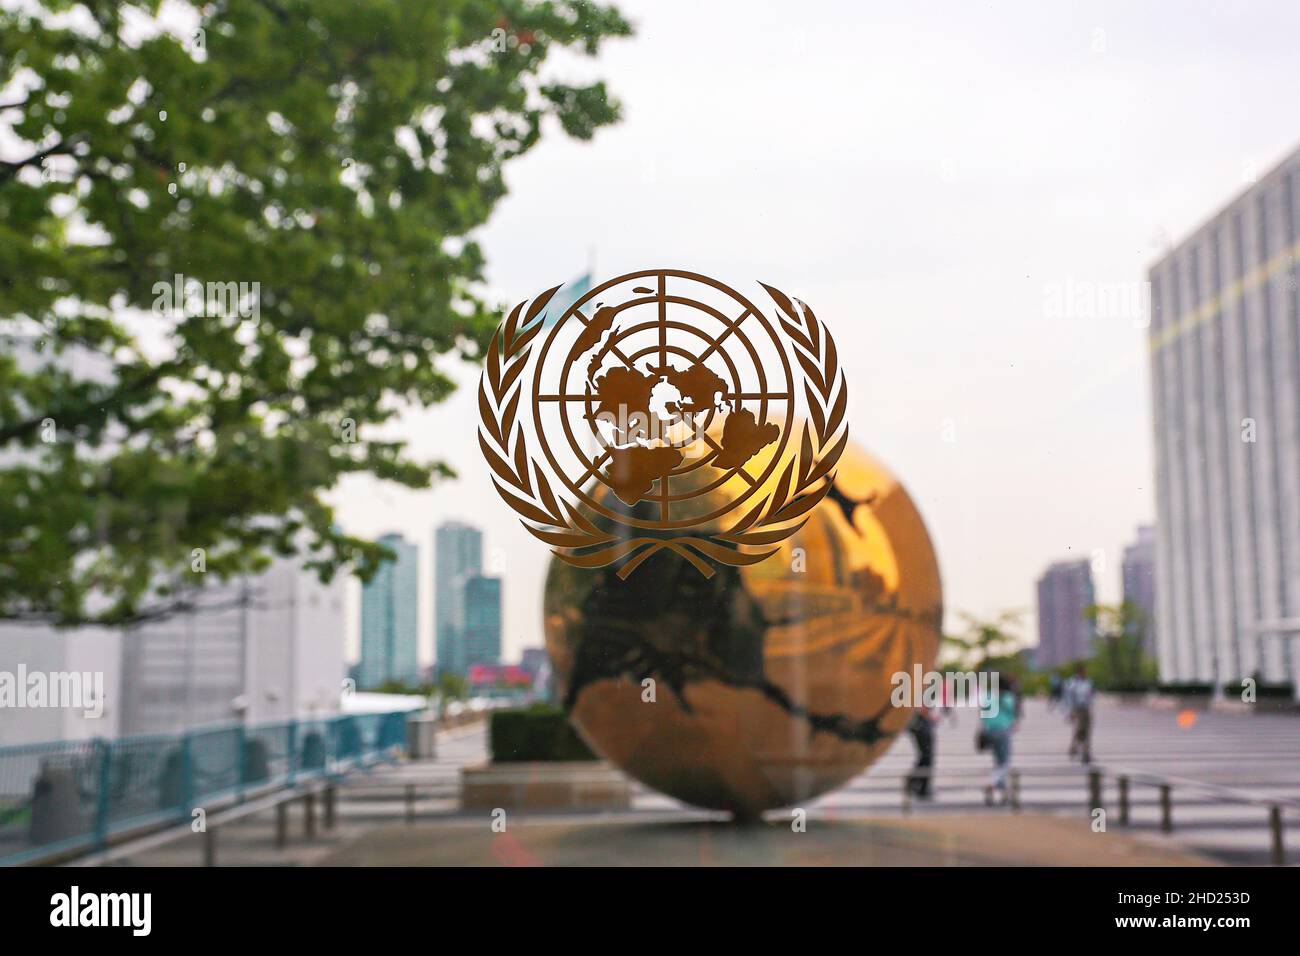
[895,762,1299,865]
[0,711,408,866]
[1089,764,1300,866]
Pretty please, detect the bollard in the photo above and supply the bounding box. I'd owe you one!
[203,826,217,867]
[1270,805,1284,866]
[901,777,912,816]
[1159,784,1173,833]
[275,801,288,849]
[1118,776,1130,826]
[324,785,336,830]
[406,783,416,823]
[1010,770,1021,812]
[1088,769,1102,815]
[304,791,317,839]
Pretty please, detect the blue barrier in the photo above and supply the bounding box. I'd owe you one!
[0,710,409,866]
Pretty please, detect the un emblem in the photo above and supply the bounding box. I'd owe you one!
[479,269,848,577]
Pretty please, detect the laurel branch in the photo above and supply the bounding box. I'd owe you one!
[478,281,848,579]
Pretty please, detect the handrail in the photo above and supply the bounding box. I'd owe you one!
[879,761,1300,813]
[891,761,1295,864]
[0,709,412,866]
[1097,764,1300,815]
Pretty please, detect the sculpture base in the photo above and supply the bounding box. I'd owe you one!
[460,762,631,812]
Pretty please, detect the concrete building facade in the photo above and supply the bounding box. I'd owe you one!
[1148,145,1300,689]
[1035,559,1097,669]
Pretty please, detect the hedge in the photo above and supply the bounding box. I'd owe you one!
[489,705,597,763]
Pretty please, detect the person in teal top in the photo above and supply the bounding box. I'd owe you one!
[979,674,1019,805]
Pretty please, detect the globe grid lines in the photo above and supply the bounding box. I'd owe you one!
[573,324,757,497]
[530,269,797,532]
[560,326,765,517]
[557,300,781,499]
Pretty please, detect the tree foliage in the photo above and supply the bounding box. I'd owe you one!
[941,609,1027,672]
[1084,600,1159,690]
[0,0,630,626]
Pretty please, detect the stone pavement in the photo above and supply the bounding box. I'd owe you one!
[103,700,1298,866]
[315,813,1212,866]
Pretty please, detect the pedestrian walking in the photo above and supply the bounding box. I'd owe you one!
[1063,663,1096,763]
[979,673,1019,806]
[907,706,938,798]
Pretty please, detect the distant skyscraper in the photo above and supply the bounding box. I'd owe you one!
[358,533,419,688]
[1122,526,1158,652]
[1148,144,1299,690]
[435,522,482,676]
[461,575,502,672]
[1035,559,1097,669]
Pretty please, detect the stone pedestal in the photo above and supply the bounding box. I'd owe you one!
[461,762,630,811]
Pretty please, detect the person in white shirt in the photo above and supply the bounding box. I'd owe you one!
[1063,663,1095,763]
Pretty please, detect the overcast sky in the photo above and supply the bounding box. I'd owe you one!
[325,0,1300,664]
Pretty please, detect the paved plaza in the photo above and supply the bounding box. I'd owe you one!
[109,700,1298,866]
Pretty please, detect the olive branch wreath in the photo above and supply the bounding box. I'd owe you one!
[478,281,848,579]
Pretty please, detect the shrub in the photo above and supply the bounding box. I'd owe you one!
[490,706,597,763]
[1222,680,1295,700]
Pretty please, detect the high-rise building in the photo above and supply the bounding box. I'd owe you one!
[434,522,482,676]
[1148,145,1299,690]
[0,554,347,743]
[1035,559,1097,669]
[0,339,350,740]
[358,533,419,688]
[119,556,348,734]
[1122,526,1158,652]
[461,574,502,672]
[0,624,122,745]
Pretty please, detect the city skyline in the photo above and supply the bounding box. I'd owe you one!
[346,521,521,680]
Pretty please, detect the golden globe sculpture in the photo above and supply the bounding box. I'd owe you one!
[543,440,943,819]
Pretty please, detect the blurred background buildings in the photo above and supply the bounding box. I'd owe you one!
[1035,559,1097,668]
[357,533,419,688]
[1121,525,1157,653]
[0,554,347,745]
[432,522,504,679]
[1148,144,1300,690]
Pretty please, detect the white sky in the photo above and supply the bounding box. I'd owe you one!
[334,0,1300,665]
[8,0,1285,664]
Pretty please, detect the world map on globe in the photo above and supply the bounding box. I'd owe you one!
[581,305,780,505]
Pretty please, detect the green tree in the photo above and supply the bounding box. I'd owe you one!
[0,0,631,626]
[942,609,1027,672]
[435,671,467,702]
[371,678,427,696]
[1084,600,1158,690]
